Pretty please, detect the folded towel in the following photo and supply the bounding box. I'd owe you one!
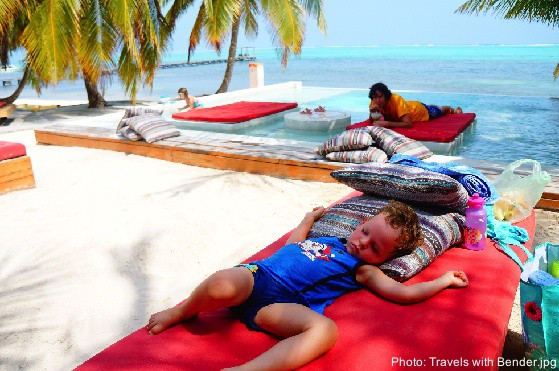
[485,205,531,268]
[389,154,499,204]
[528,270,559,286]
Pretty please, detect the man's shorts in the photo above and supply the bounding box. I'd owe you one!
[229,264,307,331]
[422,103,443,120]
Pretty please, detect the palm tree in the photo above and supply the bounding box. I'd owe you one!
[181,0,327,93]
[456,0,559,79]
[1,0,168,107]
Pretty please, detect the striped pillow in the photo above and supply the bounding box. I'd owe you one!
[316,128,373,156]
[369,126,432,159]
[308,195,465,281]
[124,115,180,143]
[326,147,388,164]
[117,108,164,133]
[331,163,469,212]
[118,126,142,141]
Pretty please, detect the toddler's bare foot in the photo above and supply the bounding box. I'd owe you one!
[146,306,193,335]
[455,107,463,114]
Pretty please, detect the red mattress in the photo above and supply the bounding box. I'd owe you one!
[78,191,535,371]
[171,101,298,123]
[0,141,26,161]
[346,113,476,143]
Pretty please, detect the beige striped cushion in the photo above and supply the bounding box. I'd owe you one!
[369,126,432,159]
[124,116,180,143]
[118,126,142,141]
[117,108,163,133]
[326,147,388,163]
[316,128,373,156]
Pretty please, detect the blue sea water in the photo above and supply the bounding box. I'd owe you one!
[5,45,559,168]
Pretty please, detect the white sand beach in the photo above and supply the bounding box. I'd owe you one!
[1,105,558,370]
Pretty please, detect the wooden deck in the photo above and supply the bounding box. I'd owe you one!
[0,156,36,194]
[34,124,559,211]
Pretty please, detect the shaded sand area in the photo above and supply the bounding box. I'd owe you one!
[1,104,558,370]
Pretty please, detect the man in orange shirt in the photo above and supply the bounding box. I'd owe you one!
[368,82,462,128]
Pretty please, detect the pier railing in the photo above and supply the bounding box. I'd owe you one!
[101,55,256,76]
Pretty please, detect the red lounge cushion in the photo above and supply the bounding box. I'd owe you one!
[0,102,7,108]
[172,101,298,123]
[77,190,535,371]
[346,113,476,143]
[0,141,26,161]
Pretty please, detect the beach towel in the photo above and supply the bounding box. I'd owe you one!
[171,101,298,123]
[78,191,536,371]
[389,153,499,203]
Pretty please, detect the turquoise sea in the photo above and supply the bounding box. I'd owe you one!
[5,45,559,168]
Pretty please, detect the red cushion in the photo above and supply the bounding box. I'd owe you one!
[346,113,476,143]
[0,102,7,108]
[0,141,26,161]
[172,101,298,123]
[78,190,535,370]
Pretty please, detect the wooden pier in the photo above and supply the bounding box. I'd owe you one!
[101,55,256,76]
[1,77,22,86]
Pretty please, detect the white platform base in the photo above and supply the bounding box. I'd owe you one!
[171,108,299,132]
[420,120,477,155]
[284,111,351,131]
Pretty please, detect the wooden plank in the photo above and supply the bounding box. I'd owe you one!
[36,131,173,162]
[0,156,36,194]
[536,197,559,211]
[34,125,559,211]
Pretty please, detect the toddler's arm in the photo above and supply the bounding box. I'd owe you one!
[285,207,326,245]
[356,265,468,304]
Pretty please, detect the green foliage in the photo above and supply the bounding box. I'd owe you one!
[457,0,559,27]
[457,0,559,79]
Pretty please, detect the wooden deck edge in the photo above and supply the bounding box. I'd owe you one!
[34,128,559,211]
[0,156,36,194]
[34,129,340,183]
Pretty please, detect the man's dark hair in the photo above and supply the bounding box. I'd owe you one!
[368,82,392,100]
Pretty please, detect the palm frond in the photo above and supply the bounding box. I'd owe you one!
[300,0,326,34]
[203,0,241,43]
[457,0,559,27]
[21,0,80,83]
[188,4,207,60]
[241,0,259,38]
[261,0,305,66]
[554,62,559,80]
[107,0,141,62]
[78,0,118,83]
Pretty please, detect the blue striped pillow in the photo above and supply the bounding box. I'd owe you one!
[308,195,465,281]
[331,163,468,212]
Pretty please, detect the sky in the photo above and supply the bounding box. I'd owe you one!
[168,0,559,52]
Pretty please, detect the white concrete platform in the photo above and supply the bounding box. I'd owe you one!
[284,110,350,131]
[170,108,299,132]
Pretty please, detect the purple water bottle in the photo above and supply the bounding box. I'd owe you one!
[465,193,487,250]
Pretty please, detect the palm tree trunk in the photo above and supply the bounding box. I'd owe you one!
[1,65,30,104]
[216,18,241,94]
[83,72,108,108]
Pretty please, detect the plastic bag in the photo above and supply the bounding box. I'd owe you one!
[493,159,550,223]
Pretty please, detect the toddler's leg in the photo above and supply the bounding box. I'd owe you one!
[147,267,254,335]
[225,303,338,370]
